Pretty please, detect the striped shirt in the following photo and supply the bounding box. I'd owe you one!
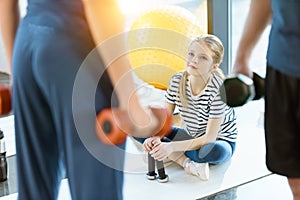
[165,72,238,142]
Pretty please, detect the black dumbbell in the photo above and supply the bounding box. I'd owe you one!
[220,72,265,107]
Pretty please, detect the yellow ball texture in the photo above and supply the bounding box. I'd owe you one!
[127,5,204,90]
[194,0,208,33]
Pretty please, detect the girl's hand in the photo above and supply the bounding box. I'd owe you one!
[142,136,160,152]
[150,142,173,161]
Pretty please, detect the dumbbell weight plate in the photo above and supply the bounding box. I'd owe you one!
[253,72,265,100]
[0,85,12,115]
[95,108,131,145]
[220,74,255,107]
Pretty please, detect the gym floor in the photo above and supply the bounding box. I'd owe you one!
[0,0,294,199]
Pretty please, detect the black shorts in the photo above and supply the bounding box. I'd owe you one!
[265,66,300,177]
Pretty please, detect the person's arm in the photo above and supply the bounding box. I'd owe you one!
[81,0,159,137]
[0,0,20,74]
[142,102,175,151]
[233,0,272,77]
[165,102,175,114]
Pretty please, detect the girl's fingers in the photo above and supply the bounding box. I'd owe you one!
[151,137,161,145]
[144,146,150,152]
[152,142,160,149]
[153,152,166,161]
[150,145,161,153]
[143,143,151,152]
[150,148,166,160]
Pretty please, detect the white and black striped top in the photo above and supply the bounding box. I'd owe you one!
[165,72,238,142]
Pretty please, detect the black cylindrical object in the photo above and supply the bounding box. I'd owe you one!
[146,153,156,180]
[0,129,7,182]
[156,160,167,179]
[156,160,169,183]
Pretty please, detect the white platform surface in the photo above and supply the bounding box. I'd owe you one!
[123,100,270,200]
[0,97,270,200]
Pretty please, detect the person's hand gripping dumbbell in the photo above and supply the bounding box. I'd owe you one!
[220,72,265,107]
[95,106,172,145]
[0,84,12,116]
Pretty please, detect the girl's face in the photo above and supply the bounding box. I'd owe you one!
[185,41,215,77]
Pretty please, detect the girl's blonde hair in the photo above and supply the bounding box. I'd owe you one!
[179,34,225,107]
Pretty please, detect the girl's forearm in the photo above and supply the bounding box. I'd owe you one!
[171,137,206,152]
[171,118,222,151]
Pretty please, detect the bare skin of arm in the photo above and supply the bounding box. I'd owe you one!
[0,0,20,75]
[82,0,160,138]
[169,117,223,152]
[164,102,223,151]
[165,102,175,114]
[233,0,272,77]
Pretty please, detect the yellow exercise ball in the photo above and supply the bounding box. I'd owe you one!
[194,0,208,34]
[127,5,204,90]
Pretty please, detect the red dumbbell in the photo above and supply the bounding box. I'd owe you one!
[95,107,172,145]
[0,84,12,116]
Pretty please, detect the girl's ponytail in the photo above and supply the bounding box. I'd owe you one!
[179,71,189,108]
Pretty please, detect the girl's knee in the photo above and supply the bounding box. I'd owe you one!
[198,141,232,164]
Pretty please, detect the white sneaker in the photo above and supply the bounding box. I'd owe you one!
[186,161,209,181]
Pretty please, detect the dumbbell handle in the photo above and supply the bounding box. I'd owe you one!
[0,84,12,116]
[95,107,172,145]
[252,72,265,100]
